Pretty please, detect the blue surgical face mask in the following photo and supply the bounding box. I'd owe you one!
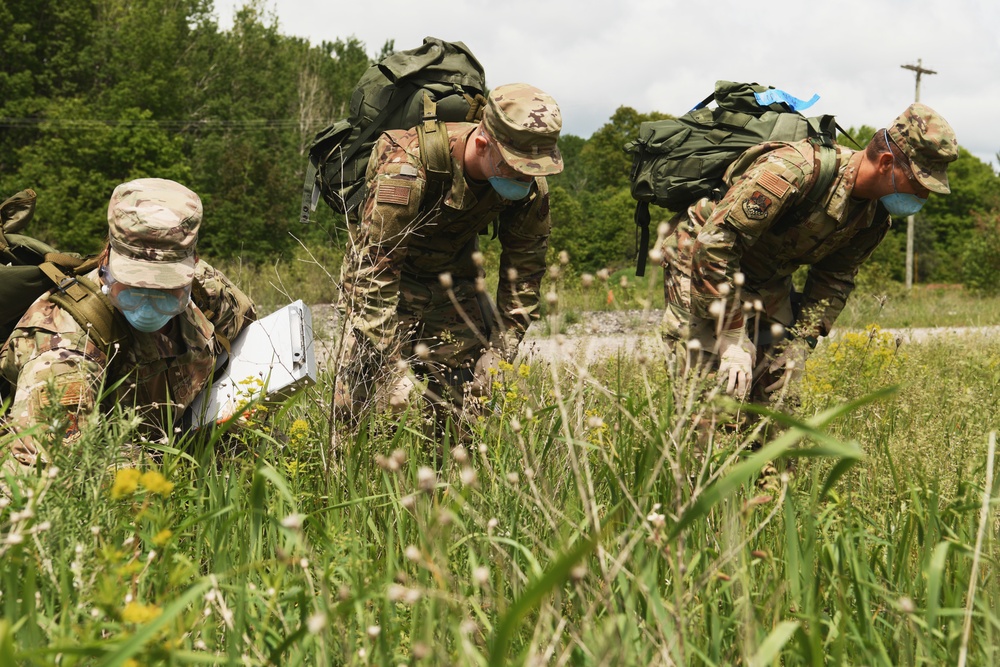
[121,303,174,332]
[879,129,927,217]
[488,176,533,200]
[881,192,927,217]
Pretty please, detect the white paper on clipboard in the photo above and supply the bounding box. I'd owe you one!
[189,300,317,426]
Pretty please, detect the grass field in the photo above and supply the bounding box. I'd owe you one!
[3,277,999,664]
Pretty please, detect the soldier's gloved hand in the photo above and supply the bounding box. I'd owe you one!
[470,348,503,397]
[717,329,755,399]
[762,339,810,394]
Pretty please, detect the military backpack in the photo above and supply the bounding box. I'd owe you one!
[301,36,488,224]
[624,80,848,275]
[0,189,128,352]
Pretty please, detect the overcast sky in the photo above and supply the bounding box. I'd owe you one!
[213,0,1000,167]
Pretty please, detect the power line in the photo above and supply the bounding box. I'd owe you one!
[0,117,325,130]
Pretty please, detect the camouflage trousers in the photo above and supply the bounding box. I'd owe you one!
[335,273,494,422]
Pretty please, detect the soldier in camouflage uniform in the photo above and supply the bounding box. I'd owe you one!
[662,103,958,401]
[0,178,256,470]
[335,83,562,421]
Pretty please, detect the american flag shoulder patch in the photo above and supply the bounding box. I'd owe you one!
[757,170,791,198]
[376,180,411,205]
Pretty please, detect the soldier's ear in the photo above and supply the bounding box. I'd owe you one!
[876,152,895,174]
[473,128,491,156]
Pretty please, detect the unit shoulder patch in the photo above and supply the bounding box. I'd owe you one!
[742,191,773,221]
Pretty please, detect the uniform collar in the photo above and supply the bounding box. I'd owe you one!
[825,150,878,223]
[446,125,499,211]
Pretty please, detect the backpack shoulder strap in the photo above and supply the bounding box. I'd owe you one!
[38,262,131,352]
[189,279,232,355]
[416,93,454,207]
[768,141,840,237]
[801,141,839,209]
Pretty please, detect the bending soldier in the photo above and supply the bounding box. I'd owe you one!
[335,83,563,424]
[662,103,958,401]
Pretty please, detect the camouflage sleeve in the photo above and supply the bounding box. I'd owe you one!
[191,260,258,346]
[690,149,808,330]
[339,133,426,365]
[0,310,106,466]
[801,213,891,336]
[495,178,551,345]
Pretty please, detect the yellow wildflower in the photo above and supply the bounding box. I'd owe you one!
[498,360,515,373]
[139,471,175,497]
[518,363,530,378]
[122,601,162,624]
[111,468,141,499]
[289,418,309,438]
[288,419,310,449]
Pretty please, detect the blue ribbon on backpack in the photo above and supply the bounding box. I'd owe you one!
[753,89,820,112]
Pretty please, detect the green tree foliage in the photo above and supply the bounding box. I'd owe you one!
[919,147,1000,281]
[14,102,191,252]
[957,210,1000,293]
[0,0,371,262]
[548,107,672,271]
[552,134,585,195]
[577,106,672,191]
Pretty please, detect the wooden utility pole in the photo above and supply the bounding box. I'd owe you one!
[900,59,936,289]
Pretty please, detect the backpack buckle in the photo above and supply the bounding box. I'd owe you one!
[56,275,79,292]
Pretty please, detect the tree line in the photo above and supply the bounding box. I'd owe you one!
[4,0,999,290]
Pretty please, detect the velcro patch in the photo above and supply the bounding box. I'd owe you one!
[376,181,411,206]
[757,170,791,198]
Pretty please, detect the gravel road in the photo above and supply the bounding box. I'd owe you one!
[309,305,1000,368]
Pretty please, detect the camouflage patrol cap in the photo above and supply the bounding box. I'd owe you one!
[887,102,958,195]
[107,178,201,289]
[483,83,563,176]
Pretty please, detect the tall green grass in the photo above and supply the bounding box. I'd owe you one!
[2,310,998,665]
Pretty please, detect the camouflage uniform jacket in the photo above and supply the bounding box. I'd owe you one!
[682,139,890,337]
[0,260,256,465]
[340,123,551,365]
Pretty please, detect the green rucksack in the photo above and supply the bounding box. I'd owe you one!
[624,80,846,275]
[300,36,488,224]
[0,189,128,350]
